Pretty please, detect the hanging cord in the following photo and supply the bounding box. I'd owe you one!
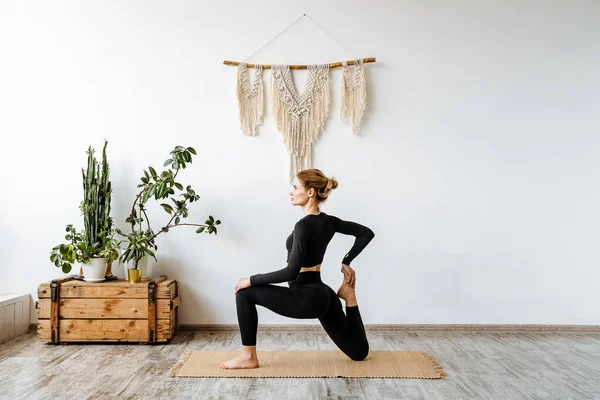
[243,14,305,62]
[302,14,356,59]
[243,14,358,63]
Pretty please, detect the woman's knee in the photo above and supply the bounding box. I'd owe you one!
[235,288,253,304]
[349,343,369,361]
[350,350,369,361]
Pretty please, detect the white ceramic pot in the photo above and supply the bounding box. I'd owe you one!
[122,256,152,279]
[82,257,108,282]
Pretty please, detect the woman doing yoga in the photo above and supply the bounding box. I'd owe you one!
[218,169,375,369]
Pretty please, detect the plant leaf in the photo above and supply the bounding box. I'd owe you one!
[144,247,156,257]
[160,203,173,214]
[62,263,71,274]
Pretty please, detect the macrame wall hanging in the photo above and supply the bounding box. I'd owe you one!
[272,64,330,182]
[225,14,376,183]
[236,63,264,136]
[341,60,367,134]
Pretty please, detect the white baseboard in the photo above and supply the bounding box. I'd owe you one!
[178,324,600,332]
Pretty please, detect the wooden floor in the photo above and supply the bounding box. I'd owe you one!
[1,329,599,399]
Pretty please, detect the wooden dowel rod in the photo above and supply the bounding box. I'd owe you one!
[223,57,376,69]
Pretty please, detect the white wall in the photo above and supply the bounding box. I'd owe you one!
[1,0,599,326]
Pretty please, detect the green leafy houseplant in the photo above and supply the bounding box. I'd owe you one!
[116,145,220,270]
[50,141,118,274]
[50,225,119,273]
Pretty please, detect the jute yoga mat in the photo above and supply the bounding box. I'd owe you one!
[169,350,448,379]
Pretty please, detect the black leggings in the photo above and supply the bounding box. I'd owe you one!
[235,271,369,361]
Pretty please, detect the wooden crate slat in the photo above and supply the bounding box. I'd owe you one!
[39,286,148,299]
[37,298,176,319]
[171,281,180,336]
[49,281,61,342]
[148,280,156,343]
[39,278,175,299]
[40,277,173,288]
[38,319,172,341]
[157,319,174,340]
[158,279,176,299]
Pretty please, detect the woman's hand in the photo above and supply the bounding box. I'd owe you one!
[341,264,356,288]
[234,277,251,294]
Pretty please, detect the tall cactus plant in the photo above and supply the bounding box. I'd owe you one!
[80,140,113,247]
[51,140,118,275]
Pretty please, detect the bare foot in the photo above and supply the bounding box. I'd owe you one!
[217,354,259,369]
[337,279,355,301]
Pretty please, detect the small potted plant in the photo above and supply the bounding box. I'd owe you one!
[116,145,220,283]
[49,140,118,281]
[50,225,119,280]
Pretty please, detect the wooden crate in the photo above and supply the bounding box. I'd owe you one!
[36,275,180,344]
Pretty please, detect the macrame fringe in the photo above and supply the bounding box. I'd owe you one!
[341,59,367,134]
[168,351,193,377]
[425,354,449,379]
[271,64,330,184]
[236,63,264,136]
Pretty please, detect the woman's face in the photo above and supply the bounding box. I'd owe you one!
[289,177,312,206]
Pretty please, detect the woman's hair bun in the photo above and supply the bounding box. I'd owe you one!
[318,176,339,198]
[328,177,339,190]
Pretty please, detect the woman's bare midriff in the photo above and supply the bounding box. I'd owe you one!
[299,264,321,272]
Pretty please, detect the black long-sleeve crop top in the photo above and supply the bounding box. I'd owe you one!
[249,212,375,286]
